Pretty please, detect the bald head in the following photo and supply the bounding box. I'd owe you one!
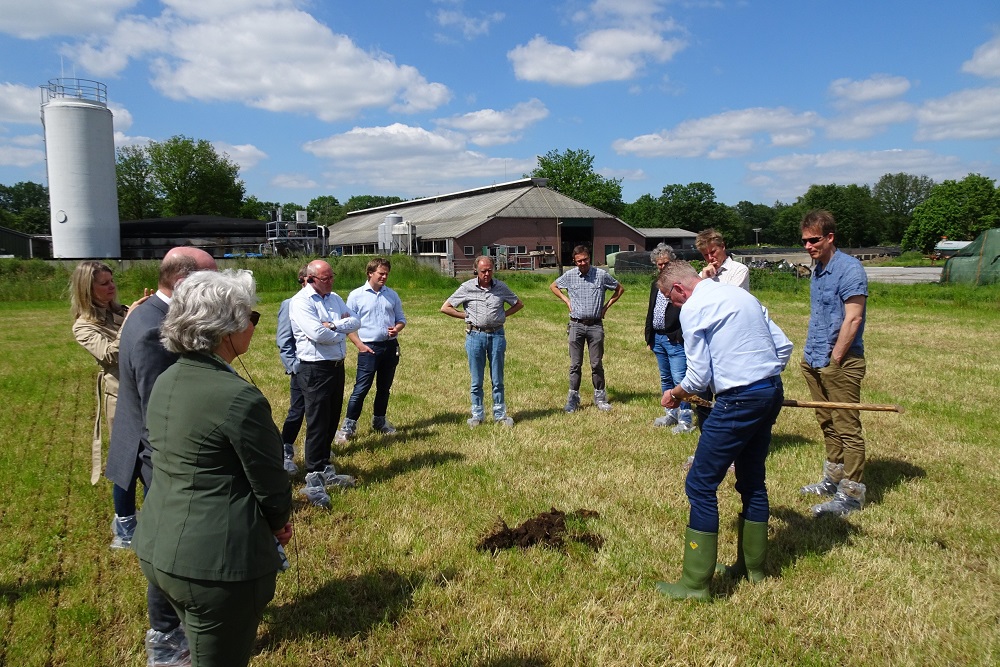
[160,247,218,295]
[305,260,335,295]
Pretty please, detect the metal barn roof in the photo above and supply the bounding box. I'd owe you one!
[327,178,623,245]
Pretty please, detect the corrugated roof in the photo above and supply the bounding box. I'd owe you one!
[327,180,620,245]
[633,227,697,238]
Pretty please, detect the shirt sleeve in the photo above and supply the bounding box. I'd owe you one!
[288,294,341,344]
[762,306,794,369]
[391,289,407,324]
[275,301,298,374]
[678,309,711,394]
[73,319,120,368]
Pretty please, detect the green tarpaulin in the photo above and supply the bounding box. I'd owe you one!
[941,228,1000,285]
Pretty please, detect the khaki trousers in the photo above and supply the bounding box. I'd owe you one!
[800,354,867,482]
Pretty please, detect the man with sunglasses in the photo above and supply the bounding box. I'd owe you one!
[289,259,360,507]
[799,209,869,517]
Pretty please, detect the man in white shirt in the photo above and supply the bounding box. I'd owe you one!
[655,260,792,601]
[695,228,750,291]
[288,260,360,506]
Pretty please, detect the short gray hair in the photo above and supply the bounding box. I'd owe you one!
[650,243,676,264]
[656,260,699,295]
[161,269,257,354]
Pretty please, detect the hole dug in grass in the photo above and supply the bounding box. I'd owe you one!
[476,507,604,554]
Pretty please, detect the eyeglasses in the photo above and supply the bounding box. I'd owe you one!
[249,311,260,326]
[800,235,826,246]
[667,283,680,298]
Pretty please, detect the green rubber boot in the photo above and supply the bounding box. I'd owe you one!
[716,517,768,583]
[655,528,718,601]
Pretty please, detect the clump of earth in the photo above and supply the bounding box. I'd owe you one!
[477,507,604,553]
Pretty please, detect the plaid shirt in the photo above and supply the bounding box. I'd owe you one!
[555,266,620,319]
[447,278,520,329]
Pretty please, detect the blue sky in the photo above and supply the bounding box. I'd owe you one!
[1,0,999,209]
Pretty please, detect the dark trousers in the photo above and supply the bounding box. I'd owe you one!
[280,373,305,445]
[345,340,400,421]
[567,321,605,392]
[686,376,784,533]
[298,360,345,473]
[140,560,276,667]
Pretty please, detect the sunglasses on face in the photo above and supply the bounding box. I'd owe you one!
[800,235,826,246]
[249,311,260,326]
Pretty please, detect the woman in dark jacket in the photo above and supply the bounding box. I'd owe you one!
[134,269,293,667]
[644,244,694,432]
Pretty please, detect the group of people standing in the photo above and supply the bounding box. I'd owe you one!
[66,208,873,664]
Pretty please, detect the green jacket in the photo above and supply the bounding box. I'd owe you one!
[134,352,292,582]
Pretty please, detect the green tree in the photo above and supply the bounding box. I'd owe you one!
[902,174,1000,252]
[872,172,935,244]
[656,182,745,243]
[771,201,809,246]
[0,181,50,234]
[308,195,343,224]
[116,145,161,220]
[734,201,777,246]
[620,193,663,228]
[797,183,881,247]
[342,195,404,215]
[145,136,245,217]
[526,148,624,216]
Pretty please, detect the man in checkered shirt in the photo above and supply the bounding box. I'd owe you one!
[549,245,624,413]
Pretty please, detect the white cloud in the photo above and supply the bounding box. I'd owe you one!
[962,34,1000,78]
[0,139,44,167]
[916,87,1000,140]
[613,107,820,158]
[435,8,504,40]
[302,122,534,196]
[0,0,138,39]
[825,101,915,140]
[213,141,267,171]
[829,75,911,104]
[0,83,43,124]
[508,1,686,86]
[270,173,318,189]
[436,99,549,146]
[70,14,173,76]
[162,0,294,21]
[141,9,450,121]
[747,148,970,201]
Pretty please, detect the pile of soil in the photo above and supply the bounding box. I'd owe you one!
[477,507,604,554]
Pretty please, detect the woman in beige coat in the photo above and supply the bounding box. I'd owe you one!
[70,261,147,547]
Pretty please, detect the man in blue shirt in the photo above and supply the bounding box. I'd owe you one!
[799,209,869,517]
[336,258,407,443]
[655,260,792,601]
[549,245,624,412]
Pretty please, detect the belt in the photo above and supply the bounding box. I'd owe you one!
[570,317,602,325]
[718,375,779,396]
[300,358,344,367]
[467,324,502,333]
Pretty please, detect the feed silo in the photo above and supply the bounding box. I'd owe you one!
[40,78,121,258]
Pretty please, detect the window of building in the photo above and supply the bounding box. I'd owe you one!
[628,244,636,252]
[604,244,620,256]
[464,245,474,256]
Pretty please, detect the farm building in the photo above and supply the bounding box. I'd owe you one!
[327,178,686,273]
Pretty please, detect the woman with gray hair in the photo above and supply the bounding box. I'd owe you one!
[644,244,694,432]
[133,269,293,667]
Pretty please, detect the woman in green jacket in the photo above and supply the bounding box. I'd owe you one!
[134,269,293,667]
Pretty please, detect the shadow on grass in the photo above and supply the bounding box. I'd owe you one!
[510,406,565,423]
[473,653,551,667]
[353,450,466,485]
[863,457,925,505]
[768,432,815,454]
[260,568,420,643]
[0,577,63,603]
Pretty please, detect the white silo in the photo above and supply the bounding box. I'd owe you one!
[40,78,121,258]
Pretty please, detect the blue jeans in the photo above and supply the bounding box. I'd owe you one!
[466,330,507,420]
[686,376,784,533]
[346,340,400,422]
[652,333,690,412]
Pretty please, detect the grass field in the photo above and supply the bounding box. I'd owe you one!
[1,265,998,666]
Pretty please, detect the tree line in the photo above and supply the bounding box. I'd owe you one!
[2,140,997,252]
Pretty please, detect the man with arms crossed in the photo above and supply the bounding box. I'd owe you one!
[441,256,524,427]
[108,245,217,665]
[289,260,360,508]
[336,257,406,442]
[798,209,870,517]
[654,260,792,600]
[549,245,624,412]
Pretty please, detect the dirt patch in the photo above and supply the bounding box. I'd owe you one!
[477,507,603,554]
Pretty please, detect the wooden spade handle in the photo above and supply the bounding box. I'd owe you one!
[685,394,905,413]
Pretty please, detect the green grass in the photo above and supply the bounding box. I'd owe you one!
[1,273,998,666]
